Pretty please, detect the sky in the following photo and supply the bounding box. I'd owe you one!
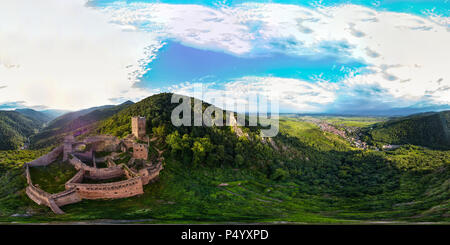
[0,0,449,114]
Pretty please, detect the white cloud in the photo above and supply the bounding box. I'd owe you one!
[101,2,450,107]
[100,2,254,55]
[1,1,448,111]
[0,0,162,110]
[168,76,337,112]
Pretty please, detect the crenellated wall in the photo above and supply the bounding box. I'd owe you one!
[66,177,144,199]
[26,146,63,167]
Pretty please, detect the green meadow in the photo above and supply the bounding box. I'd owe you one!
[0,116,448,224]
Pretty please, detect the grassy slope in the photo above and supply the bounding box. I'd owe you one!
[29,161,78,193]
[0,118,448,223]
[0,149,51,216]
[0,93,448,223]
[365,111,450,149]
[278,118,353,152]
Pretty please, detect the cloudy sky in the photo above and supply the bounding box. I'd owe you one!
[0,0,449,114]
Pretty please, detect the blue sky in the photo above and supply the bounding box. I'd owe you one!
[138,40,366,88]
[89,0,449,17]
[0,0,449,114]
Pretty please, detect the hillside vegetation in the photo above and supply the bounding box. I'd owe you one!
[30,101,134,149]
[0,93,448,223]
[15,109,53,124]
[0,111,43,150]
[364,111,450,149]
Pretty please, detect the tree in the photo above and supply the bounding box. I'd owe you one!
[191,137,214,166]
[235,154,244,167]
[166,131,182,154]
[152,124,167,137]
[271,168,289,181]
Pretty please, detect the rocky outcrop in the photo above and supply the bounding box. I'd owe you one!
[228,113,249,139]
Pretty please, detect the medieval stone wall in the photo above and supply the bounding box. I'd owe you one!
[66,169,84,184]
[123,139,134,149]
[25,166,52,207]
[139,162,163,185]
[73,150,93,162]
[132,143,148,160]
[25,184,51,206]
[25,131,164,214]
[66,177,144,199]
[51,188,81,207]
[25,165,76,213]
[26,146,63,167]
[121,164,139,179]
[69,155,124,180]
[63,135,75,161]
[83,135,121,152]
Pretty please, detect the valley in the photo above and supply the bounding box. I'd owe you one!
[0,93,448,224]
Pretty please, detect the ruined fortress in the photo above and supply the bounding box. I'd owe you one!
[132,116,146,139]
[25,116,164,214]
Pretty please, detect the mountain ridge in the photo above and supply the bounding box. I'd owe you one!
[15,108,53,124]
[30,101,134,149]
[0,111,43,150]
[364,110,450,149]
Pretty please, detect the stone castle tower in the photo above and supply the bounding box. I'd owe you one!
[131,116,146,139]
[63,135,75,161]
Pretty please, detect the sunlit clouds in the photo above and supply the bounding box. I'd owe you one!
[0,0,448,113]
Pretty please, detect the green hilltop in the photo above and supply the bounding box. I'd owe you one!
[30,101,134,149]
[364,110,450,149]
[0,93,448,223]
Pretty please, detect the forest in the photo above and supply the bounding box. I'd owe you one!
[0,93,448,223]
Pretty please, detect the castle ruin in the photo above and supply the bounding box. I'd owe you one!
[24,116,163,214]
[63,135,75,161]
[132,116,146,139]
[132,143,148,160]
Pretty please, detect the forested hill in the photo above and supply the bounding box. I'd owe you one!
[364,110,450,149]
[96,93,248,138]
[92,93,450,221]
[15,108,53,124]
[0,111,43,150]
[0,93,449,222]
[30,101,134,149]
[96,93,267,167]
